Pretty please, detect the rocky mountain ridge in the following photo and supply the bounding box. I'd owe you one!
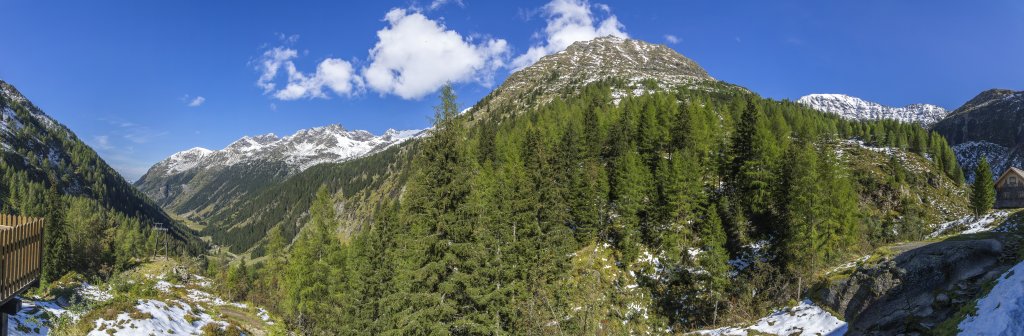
[141,125,422,180]
[797,93,949,126]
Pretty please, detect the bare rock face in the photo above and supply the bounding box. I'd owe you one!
[817,237,1018,335]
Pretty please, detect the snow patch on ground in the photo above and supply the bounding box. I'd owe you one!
[186,288,247,309]
[87,299,224,336]
[827,255,872,275]
[9,282,111,336]
[728,240,768,277]
[694,300,847,336]
[928,211,1009,238]
[9,300,75,336]
[958,260,1024,335]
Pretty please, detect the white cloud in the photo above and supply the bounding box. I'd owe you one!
[362,8,509,99]
[254,9,507,101]
[254,45,360,101]
[94,135,113,150]
[510,0,628,70]
[256,47,299,93]
[272,57,361,100]
[665,34,680,44]
[187,96,205,107]
[275,32,300,44]
[429,0,464,10]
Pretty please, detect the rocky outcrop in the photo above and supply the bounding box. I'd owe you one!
[816,236,1021,335]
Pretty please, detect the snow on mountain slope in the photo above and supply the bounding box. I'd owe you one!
[951,141,1024,183]
[143,124,424,179]
[957,259,1024,335]
[797,94,948,126]
[694,300,847,335]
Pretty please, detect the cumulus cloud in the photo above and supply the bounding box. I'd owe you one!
[362,8,509,99]
[187,96,205,107]
[274,58,361,100]
[510,0,628,70]
[665,34,680,44]
[255,9,507,101]
[255,47,360,100]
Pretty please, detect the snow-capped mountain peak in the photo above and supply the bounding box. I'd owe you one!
[797,93,949,126]
[142,124,424,182]
[162,147,213,174]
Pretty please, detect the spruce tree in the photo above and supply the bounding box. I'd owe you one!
[696,204,730,325]
[971,158,995,216]
[41,180,69,285]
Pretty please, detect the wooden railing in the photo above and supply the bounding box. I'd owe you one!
[0,215,43,304]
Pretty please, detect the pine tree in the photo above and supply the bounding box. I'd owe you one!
[41,180,69,285]
[282,186,346,333]
[695,204,730,325]
[971,158,995,216]
[779,142,822,278]
[389,84,489,333]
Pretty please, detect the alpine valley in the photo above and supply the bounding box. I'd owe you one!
[3,27,1024,336]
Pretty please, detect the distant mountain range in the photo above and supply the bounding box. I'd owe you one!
[797,93,949,126]
[134,124,423,218]
[796,89,1024,182]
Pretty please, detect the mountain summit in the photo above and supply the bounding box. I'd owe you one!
[476,36,716,113]
[797,93,948,126]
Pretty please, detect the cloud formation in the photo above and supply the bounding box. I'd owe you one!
[256,8,507,101]
[275,58,361,100]
[428,0,464,10]
[511,0,628,70]
[362,8,509,99]
[254,47,361,100]
[187,96,205,107]
[665,34,680,44]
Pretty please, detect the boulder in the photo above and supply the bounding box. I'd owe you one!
[816,238,1014,335]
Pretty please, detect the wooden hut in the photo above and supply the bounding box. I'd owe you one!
[995,167,1024,209]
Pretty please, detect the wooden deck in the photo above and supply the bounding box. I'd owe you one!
[0,215,43,305]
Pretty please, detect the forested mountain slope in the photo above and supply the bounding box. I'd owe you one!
[0,79,203,281]
[933,89,1024,181]
[239,79,968,336]
[202,143,417,254]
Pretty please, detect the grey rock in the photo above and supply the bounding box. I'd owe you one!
[816,237,1016,335]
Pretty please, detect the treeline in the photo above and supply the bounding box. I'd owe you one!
[226,82,965,333]
[1,90,203,285]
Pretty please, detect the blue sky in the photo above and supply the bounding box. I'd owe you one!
[2,0,1022,181]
